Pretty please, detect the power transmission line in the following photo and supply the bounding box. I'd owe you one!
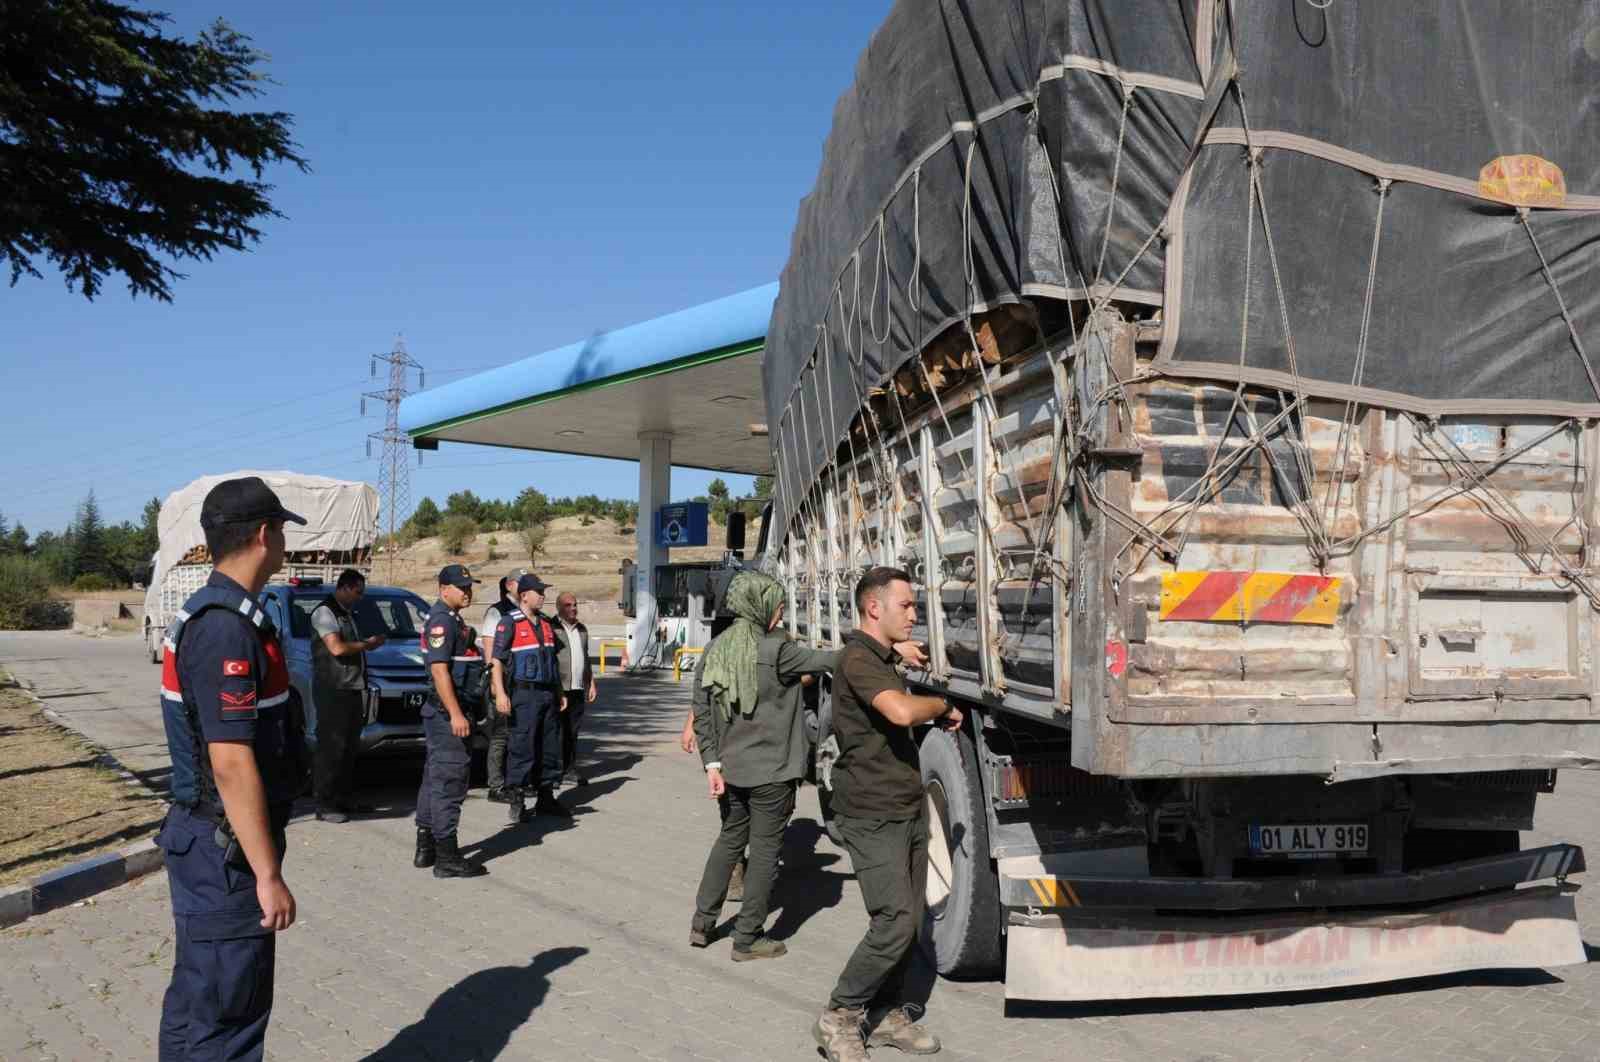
[365,337,423,581]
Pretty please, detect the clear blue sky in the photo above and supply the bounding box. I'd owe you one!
[0,0,892,536]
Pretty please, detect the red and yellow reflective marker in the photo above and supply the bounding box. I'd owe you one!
[1159,572,1341,625]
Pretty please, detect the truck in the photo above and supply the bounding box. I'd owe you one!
[764,2,1597,1001]
[143,472,380,664]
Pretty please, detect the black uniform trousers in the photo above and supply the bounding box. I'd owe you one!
[157,802,289,1062]
[693,780,796,946]
[505,682,562,791]
[827,806,930,1010]
[414,709,470,839]
[312,687,364,809]
[560,689,586,775]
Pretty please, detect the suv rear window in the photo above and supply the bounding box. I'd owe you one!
[288,592,428,642]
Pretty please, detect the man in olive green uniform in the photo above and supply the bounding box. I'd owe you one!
[813,567,959,1062]
[688,572,838,961]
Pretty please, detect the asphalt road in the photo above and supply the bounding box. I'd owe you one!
[1,629,1598,1062]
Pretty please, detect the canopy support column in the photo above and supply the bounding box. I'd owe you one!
[630,431,672,669]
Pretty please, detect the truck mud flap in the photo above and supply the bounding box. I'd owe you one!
[1004,886,1585,1001]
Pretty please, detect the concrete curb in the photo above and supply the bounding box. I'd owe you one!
[1,673,169,930]
[0,838,166,929]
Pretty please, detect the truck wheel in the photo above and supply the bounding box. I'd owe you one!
[919,724,1003,979]
[817,785,845,849]
[147,625,162,665]
[814,683,845,848]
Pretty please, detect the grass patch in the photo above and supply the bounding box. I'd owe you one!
[0,668,165,888]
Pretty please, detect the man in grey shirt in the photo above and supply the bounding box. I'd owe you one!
[309,569,385,823]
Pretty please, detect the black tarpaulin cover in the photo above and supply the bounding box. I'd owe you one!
[764,0,1600,537]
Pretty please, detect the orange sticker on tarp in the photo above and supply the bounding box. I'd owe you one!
[1479,155,1566,207]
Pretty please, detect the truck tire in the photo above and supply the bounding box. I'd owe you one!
[147,624,163,665]
[814,684,845,848]
[817,785,845,849]
[918,723,1003,979]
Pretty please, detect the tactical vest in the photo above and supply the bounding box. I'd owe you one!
[310,595,366,691]
[506,609,560,686]
[421,610,488,719]
[159,585,306,808]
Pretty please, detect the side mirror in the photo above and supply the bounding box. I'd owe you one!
[727,511,747,553]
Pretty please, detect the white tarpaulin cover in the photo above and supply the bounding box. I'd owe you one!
[155,471,379,577]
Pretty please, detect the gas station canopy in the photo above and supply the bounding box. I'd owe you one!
[398,283,777,475]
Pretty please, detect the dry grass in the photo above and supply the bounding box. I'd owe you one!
[0,670,165,888]
[368,515,732,615]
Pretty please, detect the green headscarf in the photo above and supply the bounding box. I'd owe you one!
[701,570,785,720]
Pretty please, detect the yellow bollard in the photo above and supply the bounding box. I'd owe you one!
[598,639,628,674]
[673,646,704,682]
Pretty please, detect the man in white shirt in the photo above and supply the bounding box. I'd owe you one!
[478,569,525,801]
[554,592,598,786]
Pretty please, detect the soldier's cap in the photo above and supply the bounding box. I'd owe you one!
[517,573,551,594]
[499,568,528,593]
[199,477,307,530]
[437,564,481,589]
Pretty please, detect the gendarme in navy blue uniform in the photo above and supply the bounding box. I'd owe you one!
[414,598,482,841]
[156,569,303,1061]
[492,603,563,798]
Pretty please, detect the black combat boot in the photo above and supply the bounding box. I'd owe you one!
[535,786,572,818]
[413,826,436,869]
[432,833,488,878]
[506,786,525,824]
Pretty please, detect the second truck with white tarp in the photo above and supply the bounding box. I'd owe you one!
[143,472,379,664]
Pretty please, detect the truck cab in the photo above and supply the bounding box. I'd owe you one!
[258,577,433,759]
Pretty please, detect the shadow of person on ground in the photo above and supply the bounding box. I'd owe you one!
[460,808,581,865]
[764,816,852,944]
[357,945,587,1061]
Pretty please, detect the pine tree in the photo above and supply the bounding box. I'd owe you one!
[74,490,108,578]
[1,3,307,301]
[138,496,161,558]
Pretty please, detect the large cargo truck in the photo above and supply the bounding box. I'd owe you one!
[142,472,379,664]
[764,2,1598,1000]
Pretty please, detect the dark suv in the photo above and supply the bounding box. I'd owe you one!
[259,578,435,759]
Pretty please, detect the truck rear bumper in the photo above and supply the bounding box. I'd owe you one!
[1002,843,1584,911]
[1005,885,1586,1001]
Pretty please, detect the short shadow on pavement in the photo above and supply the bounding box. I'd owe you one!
[461,807,583,865]
[766,817,853,944]
[357,945,587,1061]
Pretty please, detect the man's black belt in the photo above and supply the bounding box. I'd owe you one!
[185,800,227,824]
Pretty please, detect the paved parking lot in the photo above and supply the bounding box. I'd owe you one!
[2,629,1598,1061]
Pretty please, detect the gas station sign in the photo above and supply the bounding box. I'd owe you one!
[655,501,709,548]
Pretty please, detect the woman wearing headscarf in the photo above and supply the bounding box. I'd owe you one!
[688,571,923,960]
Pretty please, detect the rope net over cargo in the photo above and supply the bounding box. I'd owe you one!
[764,0,1600,634]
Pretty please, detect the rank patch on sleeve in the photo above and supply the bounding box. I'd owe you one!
[222,659,250,677]
[219,689,257,712]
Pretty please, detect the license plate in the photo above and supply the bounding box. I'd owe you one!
[404,691,426,709]
[1249,823,1368,858]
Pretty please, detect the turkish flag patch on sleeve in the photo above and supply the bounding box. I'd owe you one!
[223,659,251,677]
